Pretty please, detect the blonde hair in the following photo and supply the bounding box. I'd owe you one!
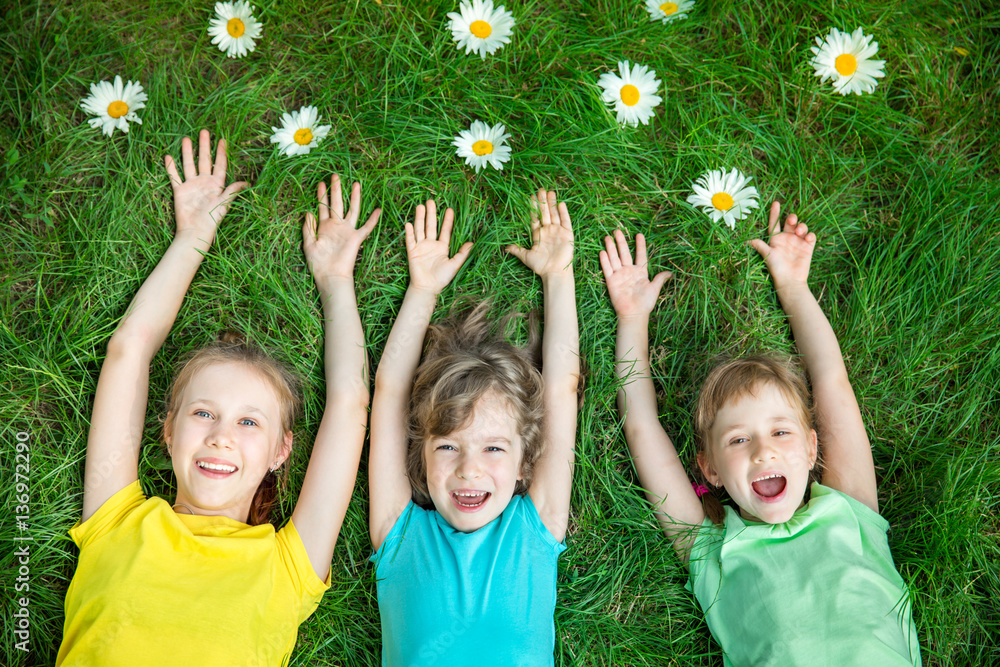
[693,355,818,525]
[163,332,302,525]
[407,301,544,509]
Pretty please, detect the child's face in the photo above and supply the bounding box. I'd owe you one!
[424,391,524,533]
[699,382,817,524]
[165,362,291,523]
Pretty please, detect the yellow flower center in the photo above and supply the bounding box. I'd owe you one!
[227,17,245,38]
[659,2,679,15]
[472,140,493,156]
[620,84,640,106]
[107,101,129,118]
[835,53,857,76]
[294,128,313,145]
[470,20,492,38]
[711,192,734,212]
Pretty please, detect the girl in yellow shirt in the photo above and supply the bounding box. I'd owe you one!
[58,130,379,665]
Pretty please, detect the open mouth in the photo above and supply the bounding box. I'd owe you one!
[451,491,490,511]
[196,460,238,477]
[751,474,786,500]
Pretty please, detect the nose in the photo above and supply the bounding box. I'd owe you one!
[455,452,481,480]
[207,422,236,450]
[752,437,778,463]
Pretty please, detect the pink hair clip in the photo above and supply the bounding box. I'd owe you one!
[692,482,711,498]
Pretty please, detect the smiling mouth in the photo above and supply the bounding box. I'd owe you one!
[196,461,238,475]
[752,474,786,499]
[451,491,490,509]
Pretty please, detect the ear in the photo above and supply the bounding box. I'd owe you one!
[697,452,720,487]
[273,431,293,468]
[807,428,818,469]
[164,411,174,450]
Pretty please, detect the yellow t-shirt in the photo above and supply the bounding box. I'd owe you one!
[57,481,330,666]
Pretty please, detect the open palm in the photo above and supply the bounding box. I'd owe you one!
[303,175,380,284]
[750,201,817,288]
[600,230,671,319]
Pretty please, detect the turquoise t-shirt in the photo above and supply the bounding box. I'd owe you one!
[687,483,922,666]
[372,494,566,667]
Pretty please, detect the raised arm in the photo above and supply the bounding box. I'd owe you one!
[506,190,580,542]
[601,230,704,558]
[83,130,246,521]
[292,175,380,580]
[751,201,877,511]
[369,200,473,549]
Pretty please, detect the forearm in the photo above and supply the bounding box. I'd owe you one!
[774,282,850,385]
[111,231,212,358]
[541,273,580,393]
[317,278,370,406]
[615,316,663,430]
[374,285,438,390]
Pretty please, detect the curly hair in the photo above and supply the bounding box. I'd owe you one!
[407,301,544,509]
[692,354,819,525]
[163,332,302,526]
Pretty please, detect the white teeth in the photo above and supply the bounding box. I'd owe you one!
[455,492,488,497]
[754,473,783,482]
[198,461,237,473]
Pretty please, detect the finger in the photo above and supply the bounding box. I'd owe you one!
[213,138,228,180]
[452,241,474,267]
[506,244,528,264]
[198,129,212,175]
[413,205,425,242]
[537,189,550,226]
[347,181,361,228]
[599,250,614,282]
[750,238,771,259]
[603,235,622,270]
[317,180,329,221]
[650,270,673,294]
[331,174,345,221]
[635,233,648,267]
[615,229,634,266]
[358,209,381,240]
[557,201,572,230]
[164,155,182,189]
[303,212,317,244]
[425,200,438,240]
[767,201,781,237]
[439,207,455,245]
[181,136,196,180]
[529,194,540,227]
[405,221,416,250]
[546,191,559,225]
[220,180,247,200]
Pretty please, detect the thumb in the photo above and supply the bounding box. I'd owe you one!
[651,270,672,294]
[505,244,528,264]
[221,181,248,202]
[749,239,770,259]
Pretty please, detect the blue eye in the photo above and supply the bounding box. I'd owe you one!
[773,430,789,437]
[194,410,212,419]
[239,418,258,427]
[435,444,456,452]
[485,446,504,453]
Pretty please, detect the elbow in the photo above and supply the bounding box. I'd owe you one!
[105,324,157,362]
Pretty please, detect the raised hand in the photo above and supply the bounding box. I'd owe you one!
[750,201,817,289]
[600,230,672,320]
[405,199,473,294]
[506,189,574,277]
[164,129,247,242]
[303,174,381,287]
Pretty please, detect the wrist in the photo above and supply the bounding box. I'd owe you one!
[173,227,215,250]
[541,270,575,287]
[773,280,812,300]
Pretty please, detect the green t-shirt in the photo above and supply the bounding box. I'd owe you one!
[687,483,921,666]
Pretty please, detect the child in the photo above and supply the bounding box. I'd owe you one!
[600,202,922,665]
[369,191,579,665]
[58,130,379,665]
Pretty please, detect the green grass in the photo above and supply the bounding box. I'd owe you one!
[2,0,999,664]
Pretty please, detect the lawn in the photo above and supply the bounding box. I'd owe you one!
[2,0,998,665]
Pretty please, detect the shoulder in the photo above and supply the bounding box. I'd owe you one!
[70,481,155,549]
[506,494,567,555]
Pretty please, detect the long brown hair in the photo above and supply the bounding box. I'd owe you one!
[407,301,544,509]
[163,333,302,525]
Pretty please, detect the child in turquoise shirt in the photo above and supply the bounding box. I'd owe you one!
[369,190,580,665]
[600,202,921,665]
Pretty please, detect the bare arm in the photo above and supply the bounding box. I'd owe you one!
[84,130,246,521]
[506,190,579,542]
[751,201,878,511]
[601,230,704,559]
[291,175,380,580]
[369,200,473,550]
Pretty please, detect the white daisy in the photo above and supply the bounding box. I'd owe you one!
[686,168,760,229]
[447,0,515,60]
[597,60,662,127]
[809,27,886,96]
[208,1,262,59]
[80,75,147,137]
[645,0,695,24]
[452,121,512,172]
[270,106,331,157]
